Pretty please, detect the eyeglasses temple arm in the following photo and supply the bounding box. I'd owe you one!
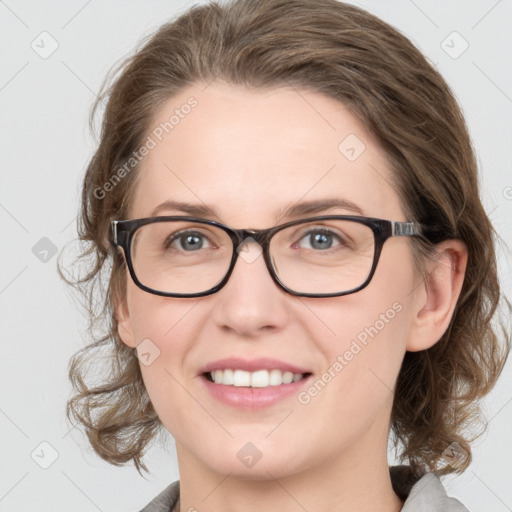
[391,221,422,237]
[111,220,119,246]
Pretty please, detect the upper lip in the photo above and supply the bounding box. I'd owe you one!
[198,357,311,375]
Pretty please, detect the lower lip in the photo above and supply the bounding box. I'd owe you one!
[200,374,313,410]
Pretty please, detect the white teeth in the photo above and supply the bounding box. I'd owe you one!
[269,369,283,386]
[209,369,305,387]
[221,369,233,385]
[251,370,269,387]
[282,371,294,384]
[234,369,251,387]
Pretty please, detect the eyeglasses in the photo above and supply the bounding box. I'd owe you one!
[110,215,424,298]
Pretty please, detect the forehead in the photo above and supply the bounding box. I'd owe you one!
[129,81,404,225]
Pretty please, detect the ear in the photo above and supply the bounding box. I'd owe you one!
[406,239,468,352]
[115,295,137,348]
[114,263,137,349]
[116,297,137,348]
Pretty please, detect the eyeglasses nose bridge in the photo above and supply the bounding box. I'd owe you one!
[233,228,269,247]
[233,227,261,250]
[229,228,274,270]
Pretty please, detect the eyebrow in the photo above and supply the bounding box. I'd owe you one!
[150,198,366,220]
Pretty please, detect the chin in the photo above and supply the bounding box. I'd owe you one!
[202,446,310,481]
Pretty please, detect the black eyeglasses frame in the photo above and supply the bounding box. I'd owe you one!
[110,215,424,298]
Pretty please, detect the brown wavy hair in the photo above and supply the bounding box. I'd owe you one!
[58,0,511,478]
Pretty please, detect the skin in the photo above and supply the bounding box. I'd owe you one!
[116,81,468,512]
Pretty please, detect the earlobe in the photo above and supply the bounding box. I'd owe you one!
[406,240,468,352]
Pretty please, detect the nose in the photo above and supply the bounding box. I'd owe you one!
[210,237,289,337]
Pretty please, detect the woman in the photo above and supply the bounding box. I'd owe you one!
[61,0,511,510]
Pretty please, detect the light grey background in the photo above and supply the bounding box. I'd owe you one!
[1,1,511,511]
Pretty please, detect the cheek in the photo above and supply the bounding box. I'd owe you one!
[125,288,204,439]
[291,298,409,461]
[125,282,198,388]
[126,277,200,344]
[299,244,415,406]
[303,296,408,400]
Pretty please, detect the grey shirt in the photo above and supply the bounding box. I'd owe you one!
[140,465,469,512]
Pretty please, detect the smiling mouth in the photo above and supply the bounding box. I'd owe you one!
[203,369,313,388]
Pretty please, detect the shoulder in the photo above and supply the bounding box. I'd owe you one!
[139,480,179,512]
[391,467,470,511]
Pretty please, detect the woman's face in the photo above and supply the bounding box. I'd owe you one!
[117,82,424,479]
